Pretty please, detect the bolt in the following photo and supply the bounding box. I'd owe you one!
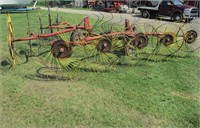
[59,48,65,52]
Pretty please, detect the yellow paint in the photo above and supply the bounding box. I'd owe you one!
[7,14,16,66]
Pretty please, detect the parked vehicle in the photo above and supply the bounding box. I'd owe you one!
[0,0,32,9]
[91,0,135,13]
[137,0,199,22]
[184,0,200,17]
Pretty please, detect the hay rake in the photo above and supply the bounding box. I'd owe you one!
[2,9,199,77]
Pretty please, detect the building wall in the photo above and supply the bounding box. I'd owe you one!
[75,0,83,7]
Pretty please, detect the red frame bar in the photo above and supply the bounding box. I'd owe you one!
[12,17,168,47]
[13,17,91,43]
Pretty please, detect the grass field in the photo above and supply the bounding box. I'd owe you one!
[0,10,200,128]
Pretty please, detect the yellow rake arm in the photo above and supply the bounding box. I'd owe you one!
[7,14,16,65]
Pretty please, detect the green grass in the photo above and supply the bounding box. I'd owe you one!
[0,10,200,128]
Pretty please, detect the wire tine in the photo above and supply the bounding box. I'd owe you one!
[26,10,30,35]
[102,53,109,63]
[96,12,105,27]
[58,59,68,70]
[38,10,43,34]
[44,50,53,67]
[67,13,74,25]
[101,13,114,27]
[56,9,59,31]
[91,13,100,30]
[99,53,105,63]
[117,14,123,24]
[48,6,53,33]
[26,10,33,55]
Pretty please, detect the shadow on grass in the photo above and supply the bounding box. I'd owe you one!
[26,74,70,81]
[25,67,71,81]
[0,58,12,70]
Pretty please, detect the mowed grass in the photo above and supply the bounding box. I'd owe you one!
[0,10,200,128]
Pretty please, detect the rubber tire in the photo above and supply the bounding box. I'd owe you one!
[149,12,157,19]
[172,13,183,22]
[141,10,150,18]
[185,18,193,23]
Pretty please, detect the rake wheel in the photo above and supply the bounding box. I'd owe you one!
[7,20,16,64]
[51,40,72,58]
[150,23,184,59]
[130,33,148,49]
[180,22,200,54]
[160,34,174,46]
[70,30,85,43]
[80,37,119,70]
[124,33,148,56]
[130,23,158,59]
[184,30,198,44]
[39,39,78,72]
[96,38,112,52]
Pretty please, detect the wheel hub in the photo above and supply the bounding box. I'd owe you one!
[160,34,174,46]
[175,16,180,21]
[51,40,72,58]
[131,33,148,49]
[143,12,148,17]
[74,34,84,42]
[70,30,85,43]
[96,38,112,52]
[185,30,198,44]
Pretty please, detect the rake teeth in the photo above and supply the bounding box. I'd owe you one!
[130,23,159,60]
[4,12,200,76]
[76,36,120,72]
[38,49,79,79]
[178,22,200,54]
[147,23,185,61]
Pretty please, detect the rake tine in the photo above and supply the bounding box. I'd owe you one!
[48,6,53,33]
[56,10,59,31]
[37,10,43,34]
[101,13,114,27]
[91,13,103,31]
[117,14,123,24]
[26,10,33,56]
[95,12,105,27]
[91,13,100,28]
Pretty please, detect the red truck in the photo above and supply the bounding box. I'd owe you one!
[137,0,199,22]
[184,0,200,16]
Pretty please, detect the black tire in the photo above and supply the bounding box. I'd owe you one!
[172,13,183,22]
[185,18,193,23]
[88,5,93,8]
[141,10,150,18]
[149,12,157,19]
